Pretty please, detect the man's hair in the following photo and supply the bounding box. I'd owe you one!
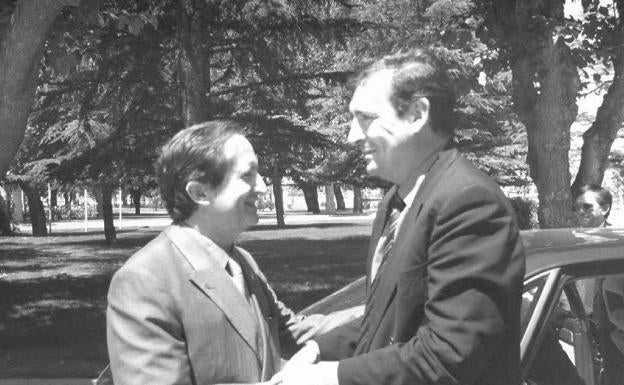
[155,120,243,223]
[356,48,456,137]
[575,184,613,219]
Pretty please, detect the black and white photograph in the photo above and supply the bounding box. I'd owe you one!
[2,1,624,385]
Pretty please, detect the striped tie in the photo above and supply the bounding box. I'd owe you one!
[370,193,405,282]
[356,193,406,353]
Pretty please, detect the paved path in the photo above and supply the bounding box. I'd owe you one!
[15,208,624,235]
[14,210,376,235]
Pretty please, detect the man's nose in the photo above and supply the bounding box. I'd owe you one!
[347,119,365,144]
[255,174,267,194]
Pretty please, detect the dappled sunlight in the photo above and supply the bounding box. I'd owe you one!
[9,299,103,324]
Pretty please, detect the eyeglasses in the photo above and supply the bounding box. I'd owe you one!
[573,203,594,213]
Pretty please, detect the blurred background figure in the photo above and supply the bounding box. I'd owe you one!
[574,184,612,228]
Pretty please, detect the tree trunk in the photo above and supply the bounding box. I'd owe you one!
[480,1,581,228]
[63,191,71,210]
[272,165,285,228]
[302,186,313,212]
[572,31,624,192]
[512,36,579,228]
[334,183,346,211]
[131,189,141,215]
[0,186,12,235]
[302,184,320,214]
[94,187,103,218]
[22,181,47,236]
[177,0,212,127]
[353,185,363,214]
[325,184,336,213]
[50,189,58,208]
[0,0,81,176]
[101,185,116,244]
[11,186,24,223]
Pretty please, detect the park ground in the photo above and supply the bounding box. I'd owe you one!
[0,210,373,381]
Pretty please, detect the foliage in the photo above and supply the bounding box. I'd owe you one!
[6,0,623,232]
[51,204,98,221]
[470,0,624,227]
[508,196,537,230]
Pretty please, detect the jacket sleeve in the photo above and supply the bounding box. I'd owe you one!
[314,315,363,360]
[107,268,190,385]
[337,183,524,385]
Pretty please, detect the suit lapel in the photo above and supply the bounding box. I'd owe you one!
[361,149,461,349]
[164,226,261,359]
[402,149,460,231]
[234,247,272,321]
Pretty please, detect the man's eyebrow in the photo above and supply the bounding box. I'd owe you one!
[353,110,377,118]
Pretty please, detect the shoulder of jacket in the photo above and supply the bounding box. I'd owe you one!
[113,232,177,278]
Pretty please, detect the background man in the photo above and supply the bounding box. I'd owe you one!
[107,121,318,385]
[574,184,612,228]
[278,49,526,385]
[572,185,624,385]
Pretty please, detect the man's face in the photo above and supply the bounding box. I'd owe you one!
[208,134,266,233]
[347,70,418,184]
[575,191,608,228]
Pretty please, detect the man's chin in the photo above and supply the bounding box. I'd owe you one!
[244,212,259,226]
[366,164,380,177]
[579,219,595,228]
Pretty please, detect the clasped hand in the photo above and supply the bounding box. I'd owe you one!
[270,341,339,385]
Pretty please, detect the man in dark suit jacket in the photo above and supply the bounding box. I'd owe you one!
[275,49,526,385]
[107,121,320,385]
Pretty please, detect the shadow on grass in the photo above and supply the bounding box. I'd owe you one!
[0,232,159,256]
[248,222,368,231]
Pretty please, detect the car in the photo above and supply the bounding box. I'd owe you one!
[95,227,624,385]
[299,227,624,385]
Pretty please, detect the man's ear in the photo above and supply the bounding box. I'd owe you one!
[404,97,430,132]
[185,181,213,206]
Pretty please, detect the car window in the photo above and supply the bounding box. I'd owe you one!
[521,274,549,336]
[525,273,624,385]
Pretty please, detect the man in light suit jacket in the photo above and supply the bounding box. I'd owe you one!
[107,121,319,385]
[276,49,526,385]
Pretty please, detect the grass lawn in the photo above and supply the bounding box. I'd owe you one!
[0,220,371,378]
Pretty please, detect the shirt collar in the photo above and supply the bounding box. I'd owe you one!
[397,151,439,205]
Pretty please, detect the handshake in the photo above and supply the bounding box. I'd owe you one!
[267,341,338,385]
[260,304,364,385]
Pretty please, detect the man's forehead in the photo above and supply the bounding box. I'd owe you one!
[577,191,599,202]
[222,135,257,163]
[349,70,395,113]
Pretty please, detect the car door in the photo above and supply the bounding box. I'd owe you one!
[522,261,624,385]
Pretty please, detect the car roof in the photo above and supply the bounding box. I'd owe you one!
[521,227,624,277]
[302,227,624,316]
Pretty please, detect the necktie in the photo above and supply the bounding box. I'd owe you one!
[370,193,405,282]
[226,256,249,300]
[356,193,406,353]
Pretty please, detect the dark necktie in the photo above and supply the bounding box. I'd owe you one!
[356,192,406,353]
[370,192,405,283]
